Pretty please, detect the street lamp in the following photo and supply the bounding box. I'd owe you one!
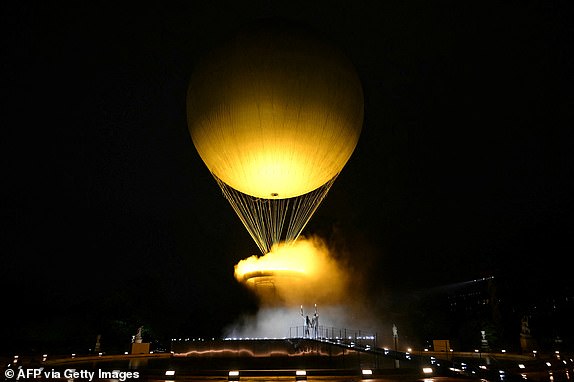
[392,324,399,369]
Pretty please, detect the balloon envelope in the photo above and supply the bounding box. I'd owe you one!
[187,20,364,199]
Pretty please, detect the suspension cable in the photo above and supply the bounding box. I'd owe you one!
[213,174,338,254]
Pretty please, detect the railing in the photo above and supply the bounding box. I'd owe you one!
[289,325,377,348]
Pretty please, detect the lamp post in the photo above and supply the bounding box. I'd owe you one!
[393,324,399,369]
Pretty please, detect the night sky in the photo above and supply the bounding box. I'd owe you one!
[2,1,573,351]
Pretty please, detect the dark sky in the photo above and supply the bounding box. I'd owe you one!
[2,1,573,349]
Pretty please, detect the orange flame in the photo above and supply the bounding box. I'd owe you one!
[234,236,348,306]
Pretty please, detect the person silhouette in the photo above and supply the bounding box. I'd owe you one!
[305,316,311,338]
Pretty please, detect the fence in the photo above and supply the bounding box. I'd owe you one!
[289,325,377,348]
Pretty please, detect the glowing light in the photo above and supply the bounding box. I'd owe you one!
[187,21,363,254]
[235,243,311,279]
[234,237,348,305]
[165,371,175,376]
[362,369,373,375]
[229,370,239,376]
[518,364,526,369]
[187,21,363,200]
[423,367,433,374]
[296,370,307,376]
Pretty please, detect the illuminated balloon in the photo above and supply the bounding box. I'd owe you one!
[187,19,364,252]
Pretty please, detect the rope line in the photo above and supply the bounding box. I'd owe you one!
[213,174,338,254]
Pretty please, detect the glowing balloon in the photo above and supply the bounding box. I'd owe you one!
[187,20,363,199]
[186,20,364,253]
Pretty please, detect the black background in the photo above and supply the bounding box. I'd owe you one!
[2,1,573,352]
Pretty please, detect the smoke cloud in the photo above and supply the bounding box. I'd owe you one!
[224,235,384,339]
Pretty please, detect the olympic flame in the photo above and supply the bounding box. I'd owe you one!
[234,236,348,306]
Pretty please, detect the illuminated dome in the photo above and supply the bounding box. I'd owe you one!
[187,19,363,199]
